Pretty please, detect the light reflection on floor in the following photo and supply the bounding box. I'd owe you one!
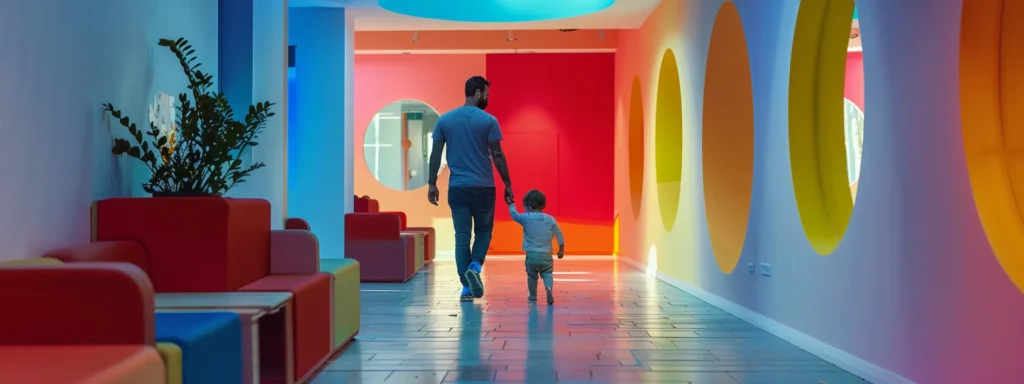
[311,259,865,383]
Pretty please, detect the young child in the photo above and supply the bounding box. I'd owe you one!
[509,190,565,305]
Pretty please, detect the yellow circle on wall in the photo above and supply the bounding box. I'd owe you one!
[655,49,683,232]
[788,0,858,255]
[961,0,1024,294]
[702,1,754,274]
[628,76,646,220]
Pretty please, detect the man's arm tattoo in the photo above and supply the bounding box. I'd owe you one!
[489,140,512,187]
[428,139,445,185]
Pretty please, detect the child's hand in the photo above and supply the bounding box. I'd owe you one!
[557,246,564,259]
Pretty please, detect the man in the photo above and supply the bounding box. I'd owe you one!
[427,76,514,301]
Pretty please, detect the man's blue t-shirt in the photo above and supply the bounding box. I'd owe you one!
[432,106,503,188]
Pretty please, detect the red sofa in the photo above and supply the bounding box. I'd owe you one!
[353,196,436,265]
[46,197,332,383]
[383,211,436,265]
[0,263,166,383]
[345,212,417,282]
[354,195,380,214]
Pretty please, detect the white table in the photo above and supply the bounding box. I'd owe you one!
[155,292,294,384]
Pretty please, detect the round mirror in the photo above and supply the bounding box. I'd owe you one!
[363,99,443,191]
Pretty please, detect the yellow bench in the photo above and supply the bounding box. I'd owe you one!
[320,258,361,348]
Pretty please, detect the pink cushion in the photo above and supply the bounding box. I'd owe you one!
[270,230,320,274]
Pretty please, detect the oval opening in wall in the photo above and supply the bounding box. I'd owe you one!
[960,0,1024,294]
[702,1,755,274]
[628,76,646,220]
[654,49,683,232]
[788,0,863,255]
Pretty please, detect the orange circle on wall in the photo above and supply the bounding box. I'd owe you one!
[961,0,1024,294]
[654,49,683,232]
[628,76,645,220]
[702,1,754,274]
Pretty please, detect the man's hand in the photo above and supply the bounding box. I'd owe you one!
[504,185,515,205]
[557,245,564,259]
[427,184,440,206]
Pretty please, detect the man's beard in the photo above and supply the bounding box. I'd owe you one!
[477,97,489,110]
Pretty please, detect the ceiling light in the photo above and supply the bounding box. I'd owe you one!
[378,0,615,23]
[412,30,419,43]
[506,30,517,42]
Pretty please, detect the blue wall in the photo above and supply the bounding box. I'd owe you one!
[288,7,354,258]
[0,0,219,261]
[220,0,288,228]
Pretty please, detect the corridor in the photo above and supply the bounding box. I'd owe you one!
[310,259,865,384]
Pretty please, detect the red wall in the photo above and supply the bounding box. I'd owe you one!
[353,54,489,254]
[352,53,615,255]
[845,51,864,110]
[484,53,615,253]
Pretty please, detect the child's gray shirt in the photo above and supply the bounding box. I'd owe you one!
[509,203,564,254]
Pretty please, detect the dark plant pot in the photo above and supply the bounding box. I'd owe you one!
[152,191,222,198]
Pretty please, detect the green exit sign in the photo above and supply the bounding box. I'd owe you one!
[406,112,423,120]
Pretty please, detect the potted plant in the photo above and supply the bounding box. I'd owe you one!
[102,37,274,197]
[91,38,278,291]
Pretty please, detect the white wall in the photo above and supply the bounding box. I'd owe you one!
[407,117,427,188]
[0,0,219,261]
[614,0,1024,382]
[376,116,404,189]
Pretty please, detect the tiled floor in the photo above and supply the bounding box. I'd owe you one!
[310,259,867,384]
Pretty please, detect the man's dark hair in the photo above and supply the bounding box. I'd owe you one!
[465,76,490,97]
[523,190,546,211]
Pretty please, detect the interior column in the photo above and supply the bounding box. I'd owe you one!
[288,7,355,259]
[219,0,288,228]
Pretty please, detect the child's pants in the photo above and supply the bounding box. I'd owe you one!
[525,252,554,298]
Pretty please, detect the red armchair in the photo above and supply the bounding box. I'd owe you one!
[353,195,436,265]
[48,197,333,383]
[0,263,165,383]
[285,217,311,230]
[382,211,436,265]
[354,195,380,213]
[345,213,417,282]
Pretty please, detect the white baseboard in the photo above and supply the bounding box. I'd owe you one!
[433,252,615,261]
[618,257,913,384]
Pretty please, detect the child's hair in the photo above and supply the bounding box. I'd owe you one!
[523,190,546,211]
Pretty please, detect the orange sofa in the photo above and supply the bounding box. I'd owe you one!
[47,197,334,383]
[0,262,166,383]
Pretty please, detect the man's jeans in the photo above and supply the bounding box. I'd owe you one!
[448,187,495,288]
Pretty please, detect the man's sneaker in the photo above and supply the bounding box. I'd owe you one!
[527,296,537,304]
[465,261,485,298]
[460,287,474,302]
[545,286,554,305]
